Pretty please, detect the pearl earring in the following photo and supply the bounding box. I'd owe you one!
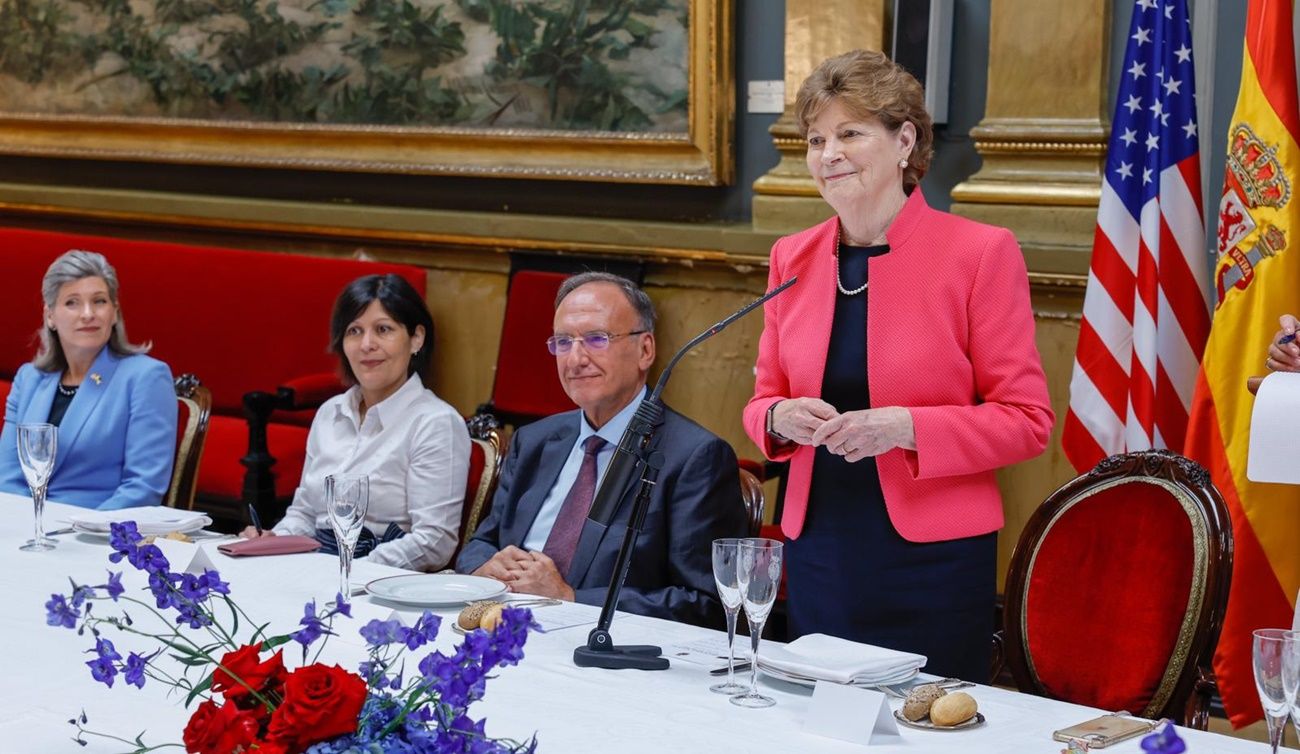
[898,159,908,168]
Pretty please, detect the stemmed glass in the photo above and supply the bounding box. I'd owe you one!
[325,474,369,602]
[710,538,747,695]
[17,423,57,552]
[1252,628,1300,753]
[730,537,783,708]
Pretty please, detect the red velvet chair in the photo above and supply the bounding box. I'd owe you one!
[448,417,505,569]
[1000,450,1233,729]
[475,269,575,428]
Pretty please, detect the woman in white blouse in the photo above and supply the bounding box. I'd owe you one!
[240,274,469,571]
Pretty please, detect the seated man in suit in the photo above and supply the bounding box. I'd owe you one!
[457,272,747,626]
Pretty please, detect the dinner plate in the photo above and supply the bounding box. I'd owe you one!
[71,516,212,538]
[756,662,919,688]
[893,710,986,731]
[364,574,507,607]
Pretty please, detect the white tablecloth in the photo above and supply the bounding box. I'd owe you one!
[0,496,1273,753]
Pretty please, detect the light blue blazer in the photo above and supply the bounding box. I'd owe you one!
[0,347,177,510]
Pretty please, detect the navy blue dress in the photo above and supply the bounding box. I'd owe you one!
[783,242,996,683]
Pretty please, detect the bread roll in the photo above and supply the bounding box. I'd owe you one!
[479,603,506,632]
[457,600,499,630]
[928,691,977,726]
[901,684,947,722]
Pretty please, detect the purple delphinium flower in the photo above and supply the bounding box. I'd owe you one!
[127,544,170,574]
[406,612,441,650]
[45,594,78,629]
[330,594,351,618]
[360,618,410,648]
[121,652,149,689]
[290,600,331,648]
[107,522,142,562]
[147,571,182,610]
[101,571,124,601]
[86,638,121,687]
[1140,721,1186,753]
[69,584,94,609]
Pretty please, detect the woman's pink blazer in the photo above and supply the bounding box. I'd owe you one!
[743,190,1054,543]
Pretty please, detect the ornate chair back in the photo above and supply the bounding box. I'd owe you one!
[167,374,212,510]
[456,417,506,560]
[1002,450,1233,728]
[739,467,765,538]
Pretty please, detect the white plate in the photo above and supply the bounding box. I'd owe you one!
[756,661,919,688]
[364,574,507,607]
[71,516,212,538]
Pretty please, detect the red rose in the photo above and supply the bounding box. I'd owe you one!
[183,699,261,754]
[266,664,366,751]
[212,644,286,704]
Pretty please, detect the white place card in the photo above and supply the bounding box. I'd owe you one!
[1248,372,1300,484]
[804,682,901,746]
[152,538,217,575]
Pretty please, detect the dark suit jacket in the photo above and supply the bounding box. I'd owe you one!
[457,402,747,627]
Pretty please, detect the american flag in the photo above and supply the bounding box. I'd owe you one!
[1061,0,1211,472]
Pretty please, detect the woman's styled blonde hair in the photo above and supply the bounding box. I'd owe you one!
[34,250,150,373]
[794,49,935,192]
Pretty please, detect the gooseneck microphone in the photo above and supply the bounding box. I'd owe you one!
[574,276,797,671]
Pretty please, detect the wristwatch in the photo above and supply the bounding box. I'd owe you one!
[766,401,790,442]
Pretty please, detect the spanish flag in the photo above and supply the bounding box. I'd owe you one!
[1184,0,1300,727]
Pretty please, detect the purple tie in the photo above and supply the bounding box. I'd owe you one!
[543,435,607,579]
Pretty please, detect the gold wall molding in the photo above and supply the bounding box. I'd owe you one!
[751,0,889,232]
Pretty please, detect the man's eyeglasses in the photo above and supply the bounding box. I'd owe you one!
[546,330,647,355]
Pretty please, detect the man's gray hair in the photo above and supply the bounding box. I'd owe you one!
[33,250,150,373]
[554,271,657,333]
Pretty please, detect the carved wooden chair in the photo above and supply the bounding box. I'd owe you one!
[738,467,765,538]
[450,415,506,567]
[167,374,212,510]
[1000,450,1233,729]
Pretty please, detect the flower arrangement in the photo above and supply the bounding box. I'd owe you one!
[44,522,538,754]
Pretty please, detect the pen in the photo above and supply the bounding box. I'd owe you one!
[247,503,264,536]
[1280,332,1298,346]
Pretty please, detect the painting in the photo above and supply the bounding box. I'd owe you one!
[0,0,733,184]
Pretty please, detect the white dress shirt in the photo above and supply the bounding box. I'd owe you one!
[274,374,470,572]
[521,387,646,551]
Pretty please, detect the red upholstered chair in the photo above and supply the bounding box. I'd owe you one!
[475,269,575,428]
[449,417,506,568]
[168,374,212,511]
[1001,450,1233,729]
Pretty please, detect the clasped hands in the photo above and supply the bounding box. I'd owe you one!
[472,546,576,602]
[771,397,915,463]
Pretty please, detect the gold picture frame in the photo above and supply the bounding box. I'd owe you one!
[0,0,733,186]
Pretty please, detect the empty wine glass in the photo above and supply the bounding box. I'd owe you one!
[710,538,746,695]
[1285,630,1300,745]
[326,474,369,602]
[17,423,57,552]
[1253,628,1298,753]
[731,537,783,708]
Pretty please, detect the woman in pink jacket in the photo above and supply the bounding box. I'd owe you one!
[744,50,1054,682]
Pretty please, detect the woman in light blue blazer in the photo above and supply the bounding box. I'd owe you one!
[0,251,177,510]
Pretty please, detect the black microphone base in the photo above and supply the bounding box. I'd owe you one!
[573,643,669,671]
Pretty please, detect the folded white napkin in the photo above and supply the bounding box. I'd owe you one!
[64,507,212,535]
[757,633,926,684]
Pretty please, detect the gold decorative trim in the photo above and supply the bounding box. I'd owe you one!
[1028,273,1088,288]
[951,181,1102,207]
[975,140,1107,155]
[462,436,501,549]
[0,199,760,264]
[1020,477,1209,717]
[0,0,734,186]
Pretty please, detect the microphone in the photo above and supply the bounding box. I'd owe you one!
[574,276,797,671]
[587,275,798,526]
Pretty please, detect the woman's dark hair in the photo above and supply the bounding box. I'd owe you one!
[329,274,434,388]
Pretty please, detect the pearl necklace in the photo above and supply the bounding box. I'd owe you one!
[835,235,869,296]
[57,383,78,397]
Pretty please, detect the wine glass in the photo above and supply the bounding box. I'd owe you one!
[730,537,783,708]
[710,538,747,695]
[1253,628,1297,753]
[17,423,57,552]
[1285,630,1300,744]
[325,474,369,602]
